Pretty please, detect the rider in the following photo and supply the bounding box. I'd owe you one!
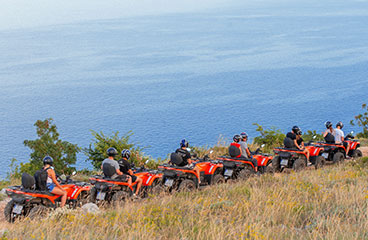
[175,139,201,184]
[335,121,350,155]
[285,126,309,161]
[43,156,67,208]
[118,150,143,197]
[101,147,131,184]
[229,135,242,158]
[323,121,335,143]
[239,132,258,172]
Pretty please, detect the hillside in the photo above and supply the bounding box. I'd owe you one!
[0,149,367,239]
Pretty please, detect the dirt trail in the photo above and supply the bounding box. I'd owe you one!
[360,147,368,157]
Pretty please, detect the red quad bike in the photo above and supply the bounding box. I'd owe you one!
[251,144,273,174]
[272,147,309,172]
[344,131,363,158]
[216,145,257,181]
[4,172,90,223]
[89,164,137,204]
[158,152,224,192]
[132,162,164,197]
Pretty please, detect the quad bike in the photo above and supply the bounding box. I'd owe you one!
[251,144,273,174]
[89,164,137,204]
[4,172,90,223]
[132,163,164,197]
[158,152,224,192]
[344,131,362,158]
[272,147,309,172]
[216,145,256,181]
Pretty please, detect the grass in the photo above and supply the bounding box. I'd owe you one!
[1,158,368,239]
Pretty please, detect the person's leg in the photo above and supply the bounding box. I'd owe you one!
[304,150,310,161]
[135,178,143,195]
[51,187,67,207]
[194,166,201,184]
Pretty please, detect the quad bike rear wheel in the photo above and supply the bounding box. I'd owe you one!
[353,149,363,158]
[28,205,49,220]
[272,156,281,172]
[333,152,344,164]
[314,156,325,170]
[89,187,97,203]
[212,174,225,184]
[150,179,165,195]
[178,179,196,192]
[293,158,306,172]
[4,200,18,223]
[112,191,130,203]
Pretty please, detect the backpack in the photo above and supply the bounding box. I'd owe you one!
[283,137,295,148]
[170,152,184,166]
[324,133,335,144]
[34,167,51,191]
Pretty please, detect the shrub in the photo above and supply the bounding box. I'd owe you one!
[350,103,368,138]
[84,130,160,169]
[252,123,284,152]
[301,130,324,142]
[11,118,80,178]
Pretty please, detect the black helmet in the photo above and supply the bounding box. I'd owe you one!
[233,134,241,143]
[121,149,131,159]
[336,121,343,128]
[43,156,53,165]
[106,147,118,157]
[292,126,300,133]
[180,139,189,148]
[325,121,332,129]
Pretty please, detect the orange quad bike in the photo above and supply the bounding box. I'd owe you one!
[4,172,90,223]
[158,153,224,192]
[89,164,137,204]
[251,144,273,174]
[216,145,257,181]
[344,131,362,158]
[132,163,164,197]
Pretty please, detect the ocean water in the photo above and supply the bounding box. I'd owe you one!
[0,2,368,178]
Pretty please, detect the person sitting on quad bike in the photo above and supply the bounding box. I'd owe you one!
[323,121,335,143]
[43,156,67,208]
[174,139,201,184]
[229,135,242,158]
[284,126,309,161]
[118,149,143,197]
[335,121,350,156]
[101,147,131,184]
[239,132,258,172]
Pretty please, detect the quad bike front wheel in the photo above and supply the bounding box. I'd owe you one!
[4,200,20,223]
[212,174,225,185]
[89,187,97,203]
[353,149,363,158]
[293,158,306,172]
[314,156,325,170]
[237,167,254,181]
[178,179,196,192]
[333,152,345,164]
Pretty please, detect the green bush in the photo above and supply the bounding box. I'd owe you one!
[11,118,80,178]
[301,130,324,142]
[252,123,284,152]
[350,103,368,138]
[84,130,160,170]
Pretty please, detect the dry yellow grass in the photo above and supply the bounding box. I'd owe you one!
[1,158,368,240]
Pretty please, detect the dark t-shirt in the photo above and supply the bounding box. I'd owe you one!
[286,132,297,140]
[297,137,304,146]
[175,148,191,166]
[118,159,131,175]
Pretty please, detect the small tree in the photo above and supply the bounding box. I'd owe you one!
[350,103,368,138]
[252,123,285,152]
[17,118,80,176]
[84,130,158,169]
[301,130,324,142]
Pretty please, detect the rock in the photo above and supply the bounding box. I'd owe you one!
[81,203,99,214]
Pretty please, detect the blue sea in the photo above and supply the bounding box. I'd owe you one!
[0,1,368,178]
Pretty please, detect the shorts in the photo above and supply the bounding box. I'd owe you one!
[131,175,137,183]
[343,141,348,148]
[47,183,55,192]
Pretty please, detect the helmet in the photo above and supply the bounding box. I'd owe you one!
[43,156,53,165]
[180,139,189,148]
[297,130,302,136]
[106,147,118,157]
[240,132,248,139]
[233,134,241,142]
[325,121,332,129]
[121,149,131,159]
[292,126,300,133]
[336,121,343,128]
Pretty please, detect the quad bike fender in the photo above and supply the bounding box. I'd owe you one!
[143,174,162,186]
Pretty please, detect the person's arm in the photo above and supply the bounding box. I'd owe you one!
[293,139,302,150]
[246,148,251,158]
[128,169,134,175]
[48,169,63,189]
[116,168,123,175]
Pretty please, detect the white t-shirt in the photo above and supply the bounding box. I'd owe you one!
[334,128,344,143]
